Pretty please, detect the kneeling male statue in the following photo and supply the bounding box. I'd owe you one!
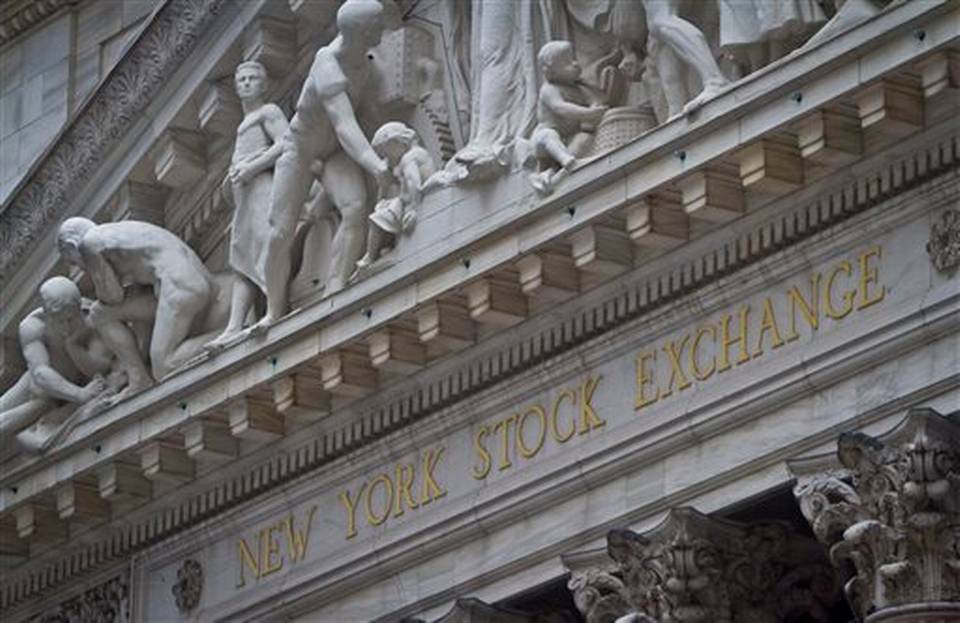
[57,217,228,398]
[0,277,125,452]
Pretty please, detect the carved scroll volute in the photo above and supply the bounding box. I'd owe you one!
[791,407,960,622]
[563,548,632,623]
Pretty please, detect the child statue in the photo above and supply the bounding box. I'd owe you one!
[205,61,289,351]
[353,122,436,277]
[528,41,608,195]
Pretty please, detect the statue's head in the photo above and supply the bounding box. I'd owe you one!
[337,0,384,49]
[539,41,580,84]
[235,61,267,100]
[39,276,84,336]
[372,121,416,163]
[57,217,95,267]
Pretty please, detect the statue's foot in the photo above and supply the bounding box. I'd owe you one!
[204,330,241,354]
[249,315,277,337]
[529,171,554,195]
[683,79,729,116]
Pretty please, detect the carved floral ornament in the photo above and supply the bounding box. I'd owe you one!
[171,558,204,614]
[790,407,960,622]
[562,507,841,623]
[926,209,960,276]
[36,573,130,623]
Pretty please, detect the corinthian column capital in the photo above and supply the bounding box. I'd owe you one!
[790,407,960,622]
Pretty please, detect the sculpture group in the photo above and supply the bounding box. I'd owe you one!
[0,0,882,454]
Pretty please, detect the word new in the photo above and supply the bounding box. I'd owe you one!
[236,506,317,588]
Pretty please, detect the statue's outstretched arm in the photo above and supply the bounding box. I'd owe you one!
[20,319,93,404]
[322,91,386,180]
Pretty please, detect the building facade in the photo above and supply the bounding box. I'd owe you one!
[0,1,958,621]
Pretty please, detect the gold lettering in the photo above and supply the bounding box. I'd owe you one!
[260,525,283,577]
[718,306,750,372]
[282,507,316,563]
[753,297,785,358]
[661,336,691,397]
[549,389,576,442]
[471,426,492,480]
[338,483,366,540]
[394,463,419,517]
[690,325,716,381]
[517,406,547,459]
[786,274,820,341]
[635,351,659,410]
[421,446,446,504]
[236,536,259,588]
[365,473,393,527]
[858,246,885,310]
[825,260,855,319]
[578,375,605,433]
[493,416,516,470]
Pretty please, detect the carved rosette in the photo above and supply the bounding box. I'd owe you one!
[172,558,204,614]
[563,508,839,623]
[791,408,960,622]
[35,573,129,622]
[927,209,960,276]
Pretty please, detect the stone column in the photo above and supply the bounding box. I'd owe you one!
[790,407,960,623]
[562,507,840,623]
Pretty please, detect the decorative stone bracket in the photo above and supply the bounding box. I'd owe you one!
[562,507,840,623]
[790,407,960,622]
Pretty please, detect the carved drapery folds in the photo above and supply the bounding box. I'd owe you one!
[34,572,130,623]
[790,407,960,622]
[563,507,840,623]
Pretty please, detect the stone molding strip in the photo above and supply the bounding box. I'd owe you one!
[0,0,226,283]
[2,131,957,612]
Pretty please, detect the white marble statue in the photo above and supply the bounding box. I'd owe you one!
[57,217,228,394]
[804,0,883,49]
[428,0,546,186]
[205,61,289,352]
[528,41,608,195]
[719,0,826,73]
[643,0,730,117]
[257,0,390,327]
[353,122,436,276]
[0,277,124,453]
[550,0,648,108]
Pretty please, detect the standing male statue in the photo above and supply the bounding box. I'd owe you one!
[643,0,730,117]
[205,60,289,351]
[57,217,228,395]
[0,277,121,452]
[257,0,389,329]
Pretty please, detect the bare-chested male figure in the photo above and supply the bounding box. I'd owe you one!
[58,217,227,393]
[257,0,390,328]
[0,277,119,450]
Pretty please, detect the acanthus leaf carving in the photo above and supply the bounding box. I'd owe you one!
[564,507,840,623]
[791,407,960,621]
[0,0,226,286]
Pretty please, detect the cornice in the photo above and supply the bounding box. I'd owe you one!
[0,0,226,283]
[0,0,80,47]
